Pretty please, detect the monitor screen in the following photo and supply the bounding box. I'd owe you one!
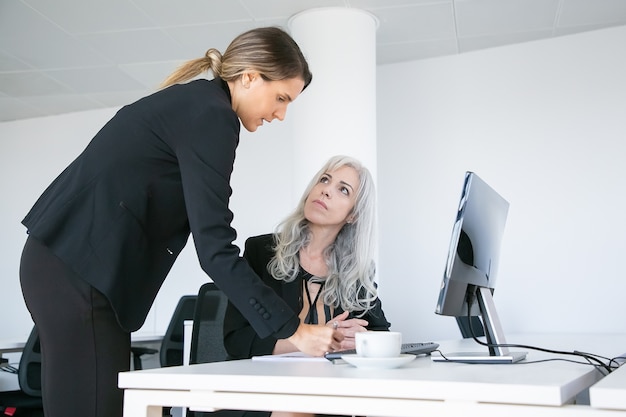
[434,172,526,364]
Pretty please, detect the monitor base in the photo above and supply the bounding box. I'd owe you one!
[432,351,527,364]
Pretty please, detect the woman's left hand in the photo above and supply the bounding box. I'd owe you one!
[327,311,368,351]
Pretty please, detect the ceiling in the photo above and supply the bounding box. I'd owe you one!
[1,0,626,123]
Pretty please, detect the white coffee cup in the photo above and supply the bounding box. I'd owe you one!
[355,331,402,358]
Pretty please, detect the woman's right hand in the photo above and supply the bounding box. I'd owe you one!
[287,322,344,357]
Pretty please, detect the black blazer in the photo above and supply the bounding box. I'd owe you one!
[22,79,299,338]
[224,234,391,359]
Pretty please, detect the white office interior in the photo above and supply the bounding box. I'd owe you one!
[1,18,625,364]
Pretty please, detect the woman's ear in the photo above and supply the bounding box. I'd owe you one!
[240,72,251,89]
[241,71,259,89]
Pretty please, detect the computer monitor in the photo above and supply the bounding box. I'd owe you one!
[434,172,526,364]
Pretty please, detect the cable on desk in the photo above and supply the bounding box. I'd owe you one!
[457,301,620,374]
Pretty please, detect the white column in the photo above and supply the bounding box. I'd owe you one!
[288,8,378,202]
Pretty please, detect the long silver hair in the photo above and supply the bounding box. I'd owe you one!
[268,155,378,314]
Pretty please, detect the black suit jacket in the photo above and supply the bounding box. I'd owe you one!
[22,79,299,338]
[224,234,391,359]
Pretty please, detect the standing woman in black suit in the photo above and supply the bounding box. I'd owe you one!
[19,27,342,417]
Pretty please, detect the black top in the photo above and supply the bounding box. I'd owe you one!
[22,79,299,339]
[224,233,391,359]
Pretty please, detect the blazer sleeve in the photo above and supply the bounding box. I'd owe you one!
[338,286,391,331]
[166,84,299,340]
[360,297,392,331]
[223,235,282,359]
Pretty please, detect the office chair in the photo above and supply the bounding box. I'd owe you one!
[0,326,43,417]
[131,295,197,370]
[160,295,198,367]
[189,282,229,365]
[188,282,244,417]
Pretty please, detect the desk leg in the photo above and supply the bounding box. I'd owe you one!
[123,389,163,417]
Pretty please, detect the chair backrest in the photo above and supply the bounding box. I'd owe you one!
[190,282,229,364]
[159,295,197,367]
[18,326,42,397]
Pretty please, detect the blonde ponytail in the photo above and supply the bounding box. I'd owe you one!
[159,48,223,89]
[159,27,312,91]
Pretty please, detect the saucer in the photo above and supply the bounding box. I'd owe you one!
[342,354,416,369]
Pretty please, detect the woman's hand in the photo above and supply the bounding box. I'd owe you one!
[286,322,344,357]
[327,311,368,351]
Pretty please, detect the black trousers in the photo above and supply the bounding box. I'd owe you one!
[20,236,131,417]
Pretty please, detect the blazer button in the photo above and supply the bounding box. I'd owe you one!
[254,303,261,310]
[258,307,266,314]
[262,313,271,320]
[249,298,258,305]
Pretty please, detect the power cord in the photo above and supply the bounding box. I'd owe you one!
[453,299,621,374]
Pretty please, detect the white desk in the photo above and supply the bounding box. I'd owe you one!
[119,334,626,417]
[0,339,28,355]
[1,331,163,392]
[0,331,163,355]
[0,335,31,392]
[590,359,626,410]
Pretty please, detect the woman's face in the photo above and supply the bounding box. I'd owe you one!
[230,72,305,132]
[304,165,360,229]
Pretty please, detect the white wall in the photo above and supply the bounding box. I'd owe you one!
[2,25,625,344]
[377,25,626,342]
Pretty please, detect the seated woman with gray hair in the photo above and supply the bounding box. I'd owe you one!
[223,155,390,417]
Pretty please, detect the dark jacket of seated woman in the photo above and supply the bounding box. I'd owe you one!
[224,233,391,360]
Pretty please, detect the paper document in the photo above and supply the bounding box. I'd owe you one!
[252,351,327,362]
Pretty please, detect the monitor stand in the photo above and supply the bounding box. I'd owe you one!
[433,286,527,364]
